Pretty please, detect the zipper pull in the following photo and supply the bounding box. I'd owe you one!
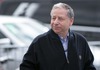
[66,57,69,64]
[79,55,82,60]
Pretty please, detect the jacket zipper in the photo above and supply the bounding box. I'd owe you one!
[66,57,69,64]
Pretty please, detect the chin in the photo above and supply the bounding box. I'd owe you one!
[53,30,60,34]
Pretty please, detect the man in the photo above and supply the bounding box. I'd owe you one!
[20,3,96,70]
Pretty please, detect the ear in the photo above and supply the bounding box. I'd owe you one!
[69,17,74,26]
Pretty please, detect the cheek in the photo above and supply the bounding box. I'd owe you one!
[64,20,71,26]
[63,23,70,29]
[50,20,55,26]
[50,20,53,24]
[50,21,53,27]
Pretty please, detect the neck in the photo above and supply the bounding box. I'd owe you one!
[58,31,68,39]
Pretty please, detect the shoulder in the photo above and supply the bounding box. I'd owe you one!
[71,31,90,52]
[71,31,88,44]
[28,31,49,49]
[32,29,51,43]
[33,32,48,43]
[72,31,87,41]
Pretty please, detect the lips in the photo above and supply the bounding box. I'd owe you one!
[54,26,60,29]
[53,27,61,32]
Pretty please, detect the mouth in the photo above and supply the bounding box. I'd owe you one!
[54,26,60,29]
[53,27,61,32]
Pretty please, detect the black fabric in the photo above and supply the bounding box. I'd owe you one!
[20,29,96,70]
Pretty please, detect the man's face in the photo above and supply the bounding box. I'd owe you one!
[50,7,74,35]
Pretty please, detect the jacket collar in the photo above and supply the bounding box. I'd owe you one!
[48,29,60,40]
[48,29,71,40]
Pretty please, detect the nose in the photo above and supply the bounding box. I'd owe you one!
[54,18,59,25]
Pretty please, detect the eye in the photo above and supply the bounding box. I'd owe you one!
[58,17,64,21]
[51,17,56,20]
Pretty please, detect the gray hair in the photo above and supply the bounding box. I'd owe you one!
[50,2,74,19]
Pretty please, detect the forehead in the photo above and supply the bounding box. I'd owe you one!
[51,8,68,17]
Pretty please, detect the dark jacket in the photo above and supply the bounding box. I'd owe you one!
[20,29,96,70]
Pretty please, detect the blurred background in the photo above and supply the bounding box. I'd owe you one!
[0,0,100,70]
